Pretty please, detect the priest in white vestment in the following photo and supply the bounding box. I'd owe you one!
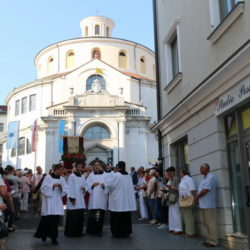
[86,160,108,236]
[34,164,67,245]
[64,163,87,237]
[104,161,136,237]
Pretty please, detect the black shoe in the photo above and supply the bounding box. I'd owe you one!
[52,239,59,245]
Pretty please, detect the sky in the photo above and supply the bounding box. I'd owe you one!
[0,0,155,105]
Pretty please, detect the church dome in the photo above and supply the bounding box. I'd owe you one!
[80,16,115,37]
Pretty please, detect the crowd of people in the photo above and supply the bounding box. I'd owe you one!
[0,161,217,249]
[131,163,218,248]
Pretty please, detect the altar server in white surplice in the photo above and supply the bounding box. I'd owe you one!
[34,164,67,245]
[65,163,87,237]
[86,160,108,236]
[105,161,136,238]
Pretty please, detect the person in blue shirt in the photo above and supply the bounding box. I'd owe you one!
[195,163,218,247]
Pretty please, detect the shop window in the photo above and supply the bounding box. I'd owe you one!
[0,123,3,132]
[66,51,75,69]
[225,113,237,136]
[242,108,250,130]
[84,125,110,140]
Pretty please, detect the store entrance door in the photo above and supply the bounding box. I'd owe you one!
[243,138,250,242]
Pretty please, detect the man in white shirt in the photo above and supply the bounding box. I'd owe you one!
[34,164,67,245]
[105,161,136,238]
[195,163,218,247]
[86,160,108,236]
[65,163,87,237]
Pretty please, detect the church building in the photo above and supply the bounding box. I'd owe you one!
[2,16,158,172]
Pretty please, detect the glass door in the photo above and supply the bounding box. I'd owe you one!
[227,141,246,233]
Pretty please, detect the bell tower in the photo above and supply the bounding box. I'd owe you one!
[80,16,115,37]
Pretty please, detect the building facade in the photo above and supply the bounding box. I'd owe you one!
[153,0,250,249]
[2,16,158,172]
[0,106,7,165]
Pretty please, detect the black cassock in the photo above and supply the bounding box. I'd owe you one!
[86,209,105,236]
[110,211,132,237]
[34,215,60,241]
[64,209,85,237]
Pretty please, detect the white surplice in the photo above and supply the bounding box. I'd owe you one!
[87,172,108,210]
[41,175,67,216]
[105,172,136,212]
[66,173,87,210]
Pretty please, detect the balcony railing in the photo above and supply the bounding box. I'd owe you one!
[126,109,140,116]
[52,109,68,116]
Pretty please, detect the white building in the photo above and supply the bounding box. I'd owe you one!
[153,0,250,249]
[0,106,7,165]
[2,16,158,172]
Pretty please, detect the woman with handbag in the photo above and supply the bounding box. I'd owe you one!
[178,167,196,238]
[166,166,183,234]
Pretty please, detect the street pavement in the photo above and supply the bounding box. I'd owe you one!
[6,210,229,250]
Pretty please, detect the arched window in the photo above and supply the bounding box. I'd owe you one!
[95,25,100,35]
[84,125,110,140]
[85,26,88,37]
[92,49,101,60]
[47,57,54,74]
[66,50,75,69]
[106,26,110,37]
[118,51,128,69]
[18,137,25,156]
[86,75,106,91]
[140,56,146,74]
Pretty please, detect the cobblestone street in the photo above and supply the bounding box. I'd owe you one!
[6,211,228,250]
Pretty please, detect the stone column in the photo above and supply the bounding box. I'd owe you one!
[118,118,126,162]
[67,118,75,136]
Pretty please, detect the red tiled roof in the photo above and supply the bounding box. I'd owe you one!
[120,71,155,82]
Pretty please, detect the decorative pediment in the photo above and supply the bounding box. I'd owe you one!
[67,91,126,108]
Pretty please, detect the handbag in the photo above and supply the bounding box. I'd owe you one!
[0,221,8,239]
[168,193,177,203]
[179,195,194,208]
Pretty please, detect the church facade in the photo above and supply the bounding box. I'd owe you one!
[2,16,158,172]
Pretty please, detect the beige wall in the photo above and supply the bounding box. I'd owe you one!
[156,0,250,117]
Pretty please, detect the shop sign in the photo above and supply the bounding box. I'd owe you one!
[215,79,250,116]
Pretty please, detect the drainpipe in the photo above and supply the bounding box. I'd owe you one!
[153,0,163,173]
